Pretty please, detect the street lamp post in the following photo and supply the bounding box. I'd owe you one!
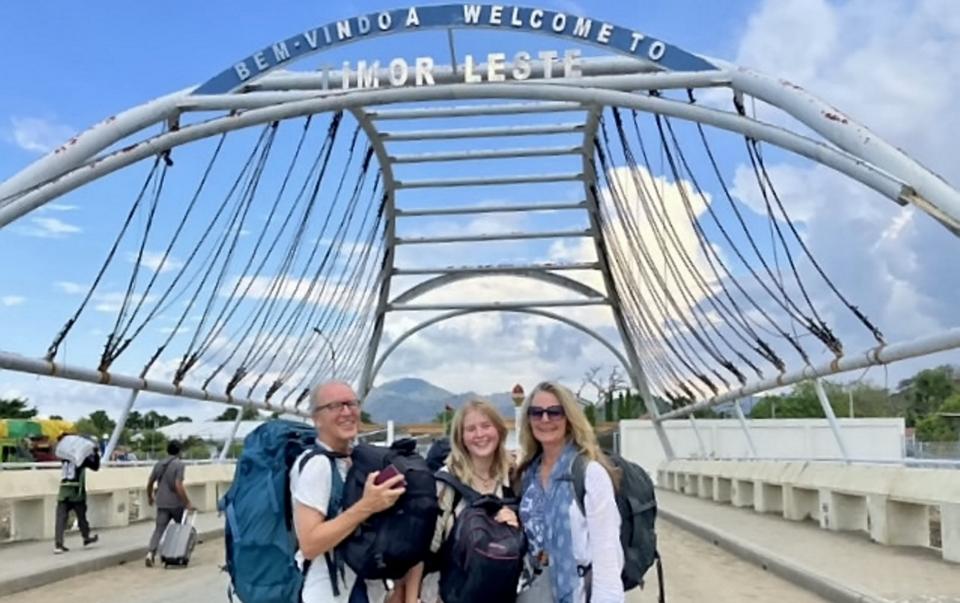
[312,327,337,378]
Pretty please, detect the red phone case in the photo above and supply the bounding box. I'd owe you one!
[375,464,403,486]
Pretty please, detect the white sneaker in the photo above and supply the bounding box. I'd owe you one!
[54,546,68,555]
[145,552,155,567]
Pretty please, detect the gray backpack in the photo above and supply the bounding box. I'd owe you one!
[572,452,663,602]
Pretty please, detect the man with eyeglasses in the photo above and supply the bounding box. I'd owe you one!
[289,380,405,602]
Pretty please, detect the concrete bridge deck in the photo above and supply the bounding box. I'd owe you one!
[2,490,958,602]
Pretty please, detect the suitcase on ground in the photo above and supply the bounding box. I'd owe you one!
[159,510,198,568]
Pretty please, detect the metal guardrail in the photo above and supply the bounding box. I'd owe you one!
[0,459,231,471]
[678,455,960,469]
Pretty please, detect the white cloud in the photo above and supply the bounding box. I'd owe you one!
[1,296,25,307]
[130,251,184,274]
[7,116,76,154]
[19,217,82,238]
[727,0,960,353]
[56,281,88,295]
[43,204,79,212]
[93,291,157,313]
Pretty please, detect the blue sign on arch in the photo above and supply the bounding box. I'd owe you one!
[193,4,718,95]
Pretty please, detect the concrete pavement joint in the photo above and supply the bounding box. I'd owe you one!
[0,525,224,598]
[660,506,890,603]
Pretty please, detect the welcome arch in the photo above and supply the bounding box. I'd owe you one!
[0,5,958,461]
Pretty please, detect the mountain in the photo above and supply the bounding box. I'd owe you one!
[363,378,454,424]
[365,378,519,424]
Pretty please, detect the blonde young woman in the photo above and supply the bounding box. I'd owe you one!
[516,381,624,603]
[404,399,519,603]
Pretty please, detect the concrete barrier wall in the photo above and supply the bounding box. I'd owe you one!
[656,459,960,564]
[621,418,905,481]
[0,463,235,542]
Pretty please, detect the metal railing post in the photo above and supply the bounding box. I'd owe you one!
[734,399,758,458]
[813,379,852,463]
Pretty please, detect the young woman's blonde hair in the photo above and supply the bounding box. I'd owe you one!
[447,398,512,489]
[516,381,618,484]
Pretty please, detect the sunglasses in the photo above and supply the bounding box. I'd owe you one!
[527,405,565,421]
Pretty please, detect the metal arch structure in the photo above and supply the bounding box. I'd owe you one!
[1,4,960,461]
[367,307,636,389]
[389,270,605,304]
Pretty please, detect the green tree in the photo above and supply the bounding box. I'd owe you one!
[584,404,597,426]
[613,391,646,420]
[940,394,960,414]
[915,414,956,442]
[603,391,614,422]
[136,429,168,457]
[843,383,894,418]
[126,410,144,430]
[173,416,193,423]
[49,414,63,420]
[74,410,116,437]
[215,406,260,421]
[143,410,173,429]
[897,366,957,425]
[361,410,372,424]
[215,407,239,422]
[0,397,37,419]
[693,407,719,419]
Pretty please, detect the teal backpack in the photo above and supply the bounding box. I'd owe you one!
[220,420,341,603]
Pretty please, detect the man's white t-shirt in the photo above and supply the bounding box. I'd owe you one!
[289,443,387,603]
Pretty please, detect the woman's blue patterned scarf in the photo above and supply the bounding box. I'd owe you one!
[520,442,579,603]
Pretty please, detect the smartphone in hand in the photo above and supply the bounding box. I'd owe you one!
[374,464,405,488]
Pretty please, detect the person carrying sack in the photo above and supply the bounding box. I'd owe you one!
[53,435,100,554]
[403,399,525,603]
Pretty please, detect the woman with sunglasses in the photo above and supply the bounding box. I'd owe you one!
[404,399,520,603]
[516,381,623,603]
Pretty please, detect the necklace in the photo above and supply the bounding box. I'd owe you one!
[471,469,496,489]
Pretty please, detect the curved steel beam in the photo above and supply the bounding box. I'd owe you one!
[0,83,918,230]
[390,270,604,305]
[660,327,960,420]
[192,4,718,96]
[0,350,309,416]
[368,307,632,386]
[0,66,726,205]
[727,65,960,234]
[348,107,400,398]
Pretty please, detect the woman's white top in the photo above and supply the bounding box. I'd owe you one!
[567,460,624,603]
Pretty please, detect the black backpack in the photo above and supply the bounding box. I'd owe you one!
[572,451,663,601]
[425,437,451,472]
[338,439,439,581]
[434,472,526,603]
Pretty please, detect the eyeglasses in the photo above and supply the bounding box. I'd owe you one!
[527,405,565,421]
[315,399,361,414]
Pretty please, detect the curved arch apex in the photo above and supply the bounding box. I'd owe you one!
[194,4,718,95]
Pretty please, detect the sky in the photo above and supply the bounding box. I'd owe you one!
[1,0,959,422]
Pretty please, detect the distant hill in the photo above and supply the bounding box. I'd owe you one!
[365,378,518,423]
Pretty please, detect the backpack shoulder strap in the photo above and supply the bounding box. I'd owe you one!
[572,454,588,516]
[295,446,348,597]
[435,470,480,505]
